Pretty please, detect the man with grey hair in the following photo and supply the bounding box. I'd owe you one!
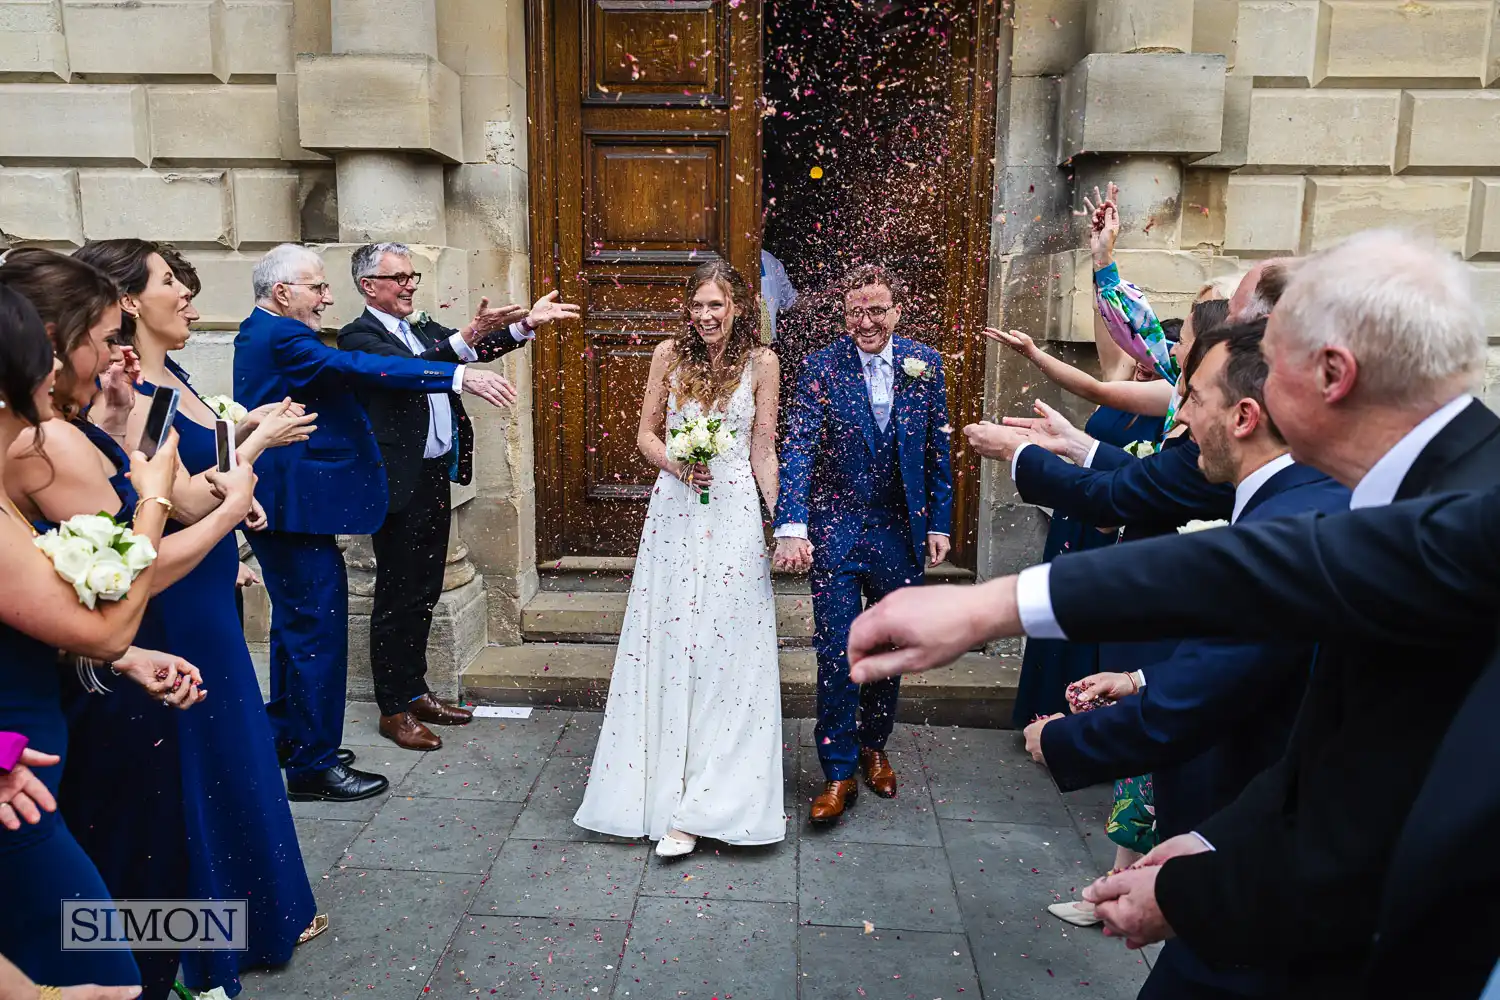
[337,241,577,750]
[842,228,1500,996]
[234,243,519,802]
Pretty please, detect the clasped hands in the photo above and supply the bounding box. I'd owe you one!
[772,534,949,574]
[1080,833,1211,949]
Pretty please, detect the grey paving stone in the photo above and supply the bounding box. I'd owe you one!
[922,728,1077,825]
[795,749,941,847]
[612,897,797,1000]
[286,757,424,822]
[424,915,627,1000]
[473,840,648,920]
[239,868,475,999]
[293,816,365,880]
[554,712,603,757]
[512,754,637,843]
[638,837,797,903]
[341,797,521,873]
[799,841,963,933]
[941,819,1150,998]
[339,702,392,747]
[393,724,557,802]
[1063,783,1122,874]
[798,925,982,999]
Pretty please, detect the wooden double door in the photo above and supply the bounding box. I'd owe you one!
[527,0,998,565]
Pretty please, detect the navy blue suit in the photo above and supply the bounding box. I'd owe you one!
[234,307,462,776]
[1041,463,1350,999]
[775,335,953,779]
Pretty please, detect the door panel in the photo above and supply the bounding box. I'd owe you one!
[530,0,761,558]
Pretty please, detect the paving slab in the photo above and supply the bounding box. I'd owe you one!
[613,896,798,1000]
[474,840,649,920]
[293,816,366,880]
[341,797,521,874]
[799,841,965,933]
[424,914,628,1000]
[797,925,983,999]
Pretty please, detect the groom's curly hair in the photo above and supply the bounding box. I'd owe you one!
[672,260,761,409]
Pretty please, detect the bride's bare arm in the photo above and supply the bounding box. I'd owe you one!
[750,348,780,514]
[637,340,685,478]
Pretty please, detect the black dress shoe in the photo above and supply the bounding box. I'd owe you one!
[278,745,357,768]
[285,762,389,803]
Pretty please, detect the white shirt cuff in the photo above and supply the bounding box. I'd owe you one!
[1083,440,1100,468]
[928,532,949,537]
[1010,441,1031,482]
[774,523,808,540]
[1191,832,1216,852]
[511,321,534,343]
[451,365,465,392]
[1130,669,1147,691]
[1016,563,1067,639]
[448,332,479,363]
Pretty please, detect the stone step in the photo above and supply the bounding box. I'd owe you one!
[461,643,1021,729]
[522,590,818,642]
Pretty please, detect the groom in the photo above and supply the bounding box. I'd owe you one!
[774,264,953,824]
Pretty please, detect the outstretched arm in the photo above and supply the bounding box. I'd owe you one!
[275,324,459,393]
[1014,437,1232,528]
[985,328,1173,417]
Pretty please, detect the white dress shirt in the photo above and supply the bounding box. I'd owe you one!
[775,340,946,541]
[760,250,798,342]
[1349,394,1473,509]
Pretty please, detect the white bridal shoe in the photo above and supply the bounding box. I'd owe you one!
[655,831,698,858]
[1046,900,1103,927]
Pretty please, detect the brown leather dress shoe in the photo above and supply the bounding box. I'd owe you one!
[809,779,859,824]
[379,711,441,751]
[860,748,898,798]
[409,692,473,726]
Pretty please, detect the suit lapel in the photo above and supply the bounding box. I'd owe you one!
[1396,400,1500,500]
[839,338,878,456]
[364,308,415,355]
[1239,463,1324,521]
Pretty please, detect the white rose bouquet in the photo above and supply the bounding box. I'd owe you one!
[35,513,157,609]
[666,415,736,505]
[203,394,248,424]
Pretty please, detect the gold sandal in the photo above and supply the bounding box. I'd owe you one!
[297,913,329,945]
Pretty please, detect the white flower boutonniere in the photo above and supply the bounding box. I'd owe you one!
[409,309,431,327]
[901,357,931,381]
[1123,440,1157,459]
[1177,519,1229,534]
[202,394,248,423]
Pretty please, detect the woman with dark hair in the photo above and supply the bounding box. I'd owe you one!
[73,238,326,995]
[0,280,188,991]
[574,260,786,857]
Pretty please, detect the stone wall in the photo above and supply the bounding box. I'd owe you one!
[977,0,1500,580]
[0,0,534,696]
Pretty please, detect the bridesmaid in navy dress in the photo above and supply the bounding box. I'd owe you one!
[0,277,184,989]
[79,239,323,995]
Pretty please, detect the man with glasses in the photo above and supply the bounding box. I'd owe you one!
[234,243,523,802]
[772,263,953,825]
[336,242,578,751]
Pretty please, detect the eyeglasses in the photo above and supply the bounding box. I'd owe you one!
[845,305,894,321]
[285,282,330,294]
[366,272,423,288]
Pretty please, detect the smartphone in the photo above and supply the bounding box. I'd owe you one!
[214,418,237,473]
[137,385,180,459]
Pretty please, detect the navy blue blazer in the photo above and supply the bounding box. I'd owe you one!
[1015,433,1234,532]
[774,334,954,571]
[1039,463,1351,840]
[232,307,461,536]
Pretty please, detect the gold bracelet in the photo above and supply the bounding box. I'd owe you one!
[134,495,174,522]
[38,986,63,1000]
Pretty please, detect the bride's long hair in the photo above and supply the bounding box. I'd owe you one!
[670,260,760,409]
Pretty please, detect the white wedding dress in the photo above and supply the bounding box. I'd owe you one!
[574,364,786,845]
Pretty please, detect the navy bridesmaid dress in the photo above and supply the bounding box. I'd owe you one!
[52,419,190,998]
[140,360,316,996]
[1011,405,1165,725]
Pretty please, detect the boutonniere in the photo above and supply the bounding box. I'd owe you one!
[409,309,430,327]
[1123,440,1157,459]
[202,395,248,423]
[901,357,931,381]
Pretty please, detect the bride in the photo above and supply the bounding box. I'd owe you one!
[574,260,786,857]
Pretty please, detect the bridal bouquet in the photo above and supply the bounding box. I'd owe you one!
[35,513,157,609]
[203,394,248,423]
[666,415,735,505]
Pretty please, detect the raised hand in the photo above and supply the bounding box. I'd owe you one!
[461,368,519,407]
[772,536,814,574]
[465,296,530,345]
[0,747,60,830]
[526,290,581,328]
[1002,400,1094,464]
[112,646,207,710]
[126,429,180,502]
[96,346,142,424]
[963,420,1031,462]
[242,397,318,457]
[847,581,1011,684]
[983,327,1044,363]
[1075,182,1121,267]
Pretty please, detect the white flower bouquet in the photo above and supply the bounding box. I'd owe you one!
[1177,519,1229,534]
[666,415,735,505]
[35,513,157,609]
[203,394,248,423]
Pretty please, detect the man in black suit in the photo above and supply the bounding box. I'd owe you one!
[338,242,577,750]
[845,229,1499,998]
[1028,320,1351,999]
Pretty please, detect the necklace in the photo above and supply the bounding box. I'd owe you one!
[1,494,37,537]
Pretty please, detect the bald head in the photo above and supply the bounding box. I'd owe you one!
[1228,257,1298,322]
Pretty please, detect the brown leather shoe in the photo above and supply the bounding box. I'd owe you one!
[860,748,898,798]
[379,711,441,751]
[809,779,859,824]
[409,692,473,726]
